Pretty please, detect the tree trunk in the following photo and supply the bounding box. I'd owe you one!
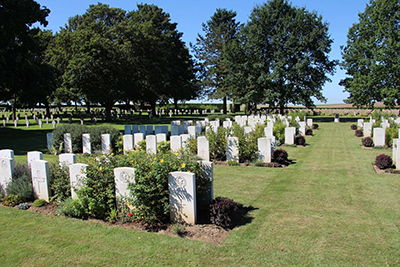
[150,100,156,117]
[223,96,227,114]
[74,101,78,113]
[45,101,50,117]
[174,98,178,110]
[86,101,91,114]
[279,104,285,115]
[105,104,112,122]
[12,94,17,121]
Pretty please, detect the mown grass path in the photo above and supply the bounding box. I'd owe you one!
[1,122,399,266]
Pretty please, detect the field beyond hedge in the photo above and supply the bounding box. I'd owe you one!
[0,121,400,266]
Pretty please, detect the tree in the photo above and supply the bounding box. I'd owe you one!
[0,0,50,118]
[340,0,400,108]
[237,0,337,114]
[193,8,241,114]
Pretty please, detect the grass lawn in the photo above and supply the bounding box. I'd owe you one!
[0,121,399,266]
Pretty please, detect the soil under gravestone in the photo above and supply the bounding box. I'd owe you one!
[8,202,253,245]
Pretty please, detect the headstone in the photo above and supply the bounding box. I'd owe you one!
[197,136,210,161]
[101,134,111,154]
[244,126,253,134]
[258,137,272,163]
[131,125,138,133]
[197,160,214,203]
[299,122,306,136]
[124,125,132,135]
[156,133,167,143]
[373,128,385,147]
[31,160,50,202]
[285,127,296,145]
[59,153,76,167]
[0,158,13,194]
[64,133,72,153]
[357,119,364,128]
[393,139,399,165]
[168,171,197,224]
[114,167,135,202]
[82,133,91,154]
[27,151,43,169]
[226,137,239,162]
[139,125,147,137]
[334,113,340,123]
[146,125,153,135]
[123,134,134,154]
[0,149,14,160]
[180,134,190,147]
[306,119,313,127]
[188,126,197,138]
[146,135,157,154]
[170,135,182,152]
[363,122,372,136]
[264,127,273,137]
[69,163,88,200]
[134,133,144,148]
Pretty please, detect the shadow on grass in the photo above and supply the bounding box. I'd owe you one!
[0,127,51,155]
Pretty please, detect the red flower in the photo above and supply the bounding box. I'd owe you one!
[128,213,133,217]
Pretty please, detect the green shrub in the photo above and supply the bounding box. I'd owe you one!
[57,198,79,217]
[33,199,48,207]
[273,120,286,145]
[252,159,265,167]
[231,123,265,163]
[3,194,21,207]
[206,114,233,121]
[137,139,146,151]
[227,160,239,166]
[209,197,238,228]
[49,163,70,203]
[6,163,34,202]
[385,126,398,147]
[204,127,230,160]
[157,141,170,154]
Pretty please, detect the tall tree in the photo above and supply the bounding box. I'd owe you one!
[193,8,240,114]
[340,0,400,108]
[240,0,337,114]
[0,0,50,118]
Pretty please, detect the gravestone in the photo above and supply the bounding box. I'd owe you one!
[299,122,306,136]
[357,119,364,128]
[0,158,13,194]
[124,125,132,135]
[226,137,239,162]
[31,160,50,201]
[52,120,56,128]
[69,163,88,200]
[134,133,144,148]
[0,149,14,160]
[132,125,138,133]
[244,126,253,134]
[264,127,273,137]
[393,139,399,165]
[168,171,197,224]
[188,126,197,138]
[64,133,72,153]
[82,133,91,154]
[123,134,134,154]
[59,153,76,167]
[146,125,153,135]
[306,119,313,127]
[284,127,296,145]
[101,134,111,154]
[171,125,181,136]
[197,136,210,161]
[146,135,157,154]
[373,128,385,147]
[156,133,167,143]
[27,151,43,169]
[180,134,190,147]
[46,133,53,150]
[170,135,182,152]
[197,160,214,204]
[258,137,272,163]
[139,125,147,137]
[114,167,135,202]
[363,122,372,136]
[334,113,340,123]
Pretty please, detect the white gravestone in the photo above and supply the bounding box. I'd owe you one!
[101,134,111,154]
[198,160,214,203]
[258,137,272,163]
[82,133,91,154]
[299,122,306,136]
[146,135,157,154]
[156,133,167,143]
[27,151,43,169]
[396,143,400,170]
[168,171,197,224]
[188,126,197,138]
[285,127,296,145]
[170,135,182,152]
[393,139,399,165]
[123,134,134,154]
[134,133,144,148]
[64,133,72,153]
[307,119,313,127]
[264,127,273,137]
[59,153,76,167]
[0,158,13,194]
[69,163,88,200]
[180,134,190,147]
[0,149,14,160]
[357,119,364,128]
[197,136,210,161]
[114,167,135,202]
[31,160,50,202]
[226,137,239,162]
[363,122,372,136]
[46,133,53,150]
[373,128,385,147]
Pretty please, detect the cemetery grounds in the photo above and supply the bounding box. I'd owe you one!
[0,115,399,266]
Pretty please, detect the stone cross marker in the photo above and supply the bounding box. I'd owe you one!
[168,171,197,224]
[31,160,50,201]
[69,163,88,200]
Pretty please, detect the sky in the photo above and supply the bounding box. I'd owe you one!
[35,0,371,105]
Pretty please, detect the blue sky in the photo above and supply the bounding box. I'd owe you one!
[35,0,371,105]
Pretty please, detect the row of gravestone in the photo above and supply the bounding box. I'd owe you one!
[358,117,400,147]
[0,149,213,225]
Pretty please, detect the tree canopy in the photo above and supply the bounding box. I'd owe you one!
[340,0,400,108]
[230,0,337,114]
